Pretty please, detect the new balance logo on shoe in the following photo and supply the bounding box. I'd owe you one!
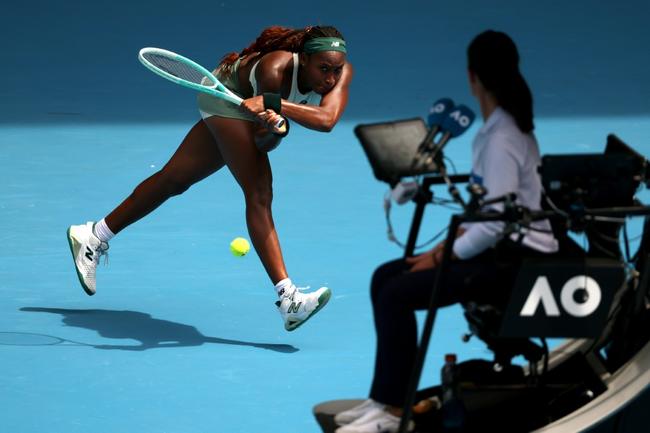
[287,302,302,314]
[277,286,330,332]
[84,246,94,261]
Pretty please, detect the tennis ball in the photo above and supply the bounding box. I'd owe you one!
[230,237,250,257]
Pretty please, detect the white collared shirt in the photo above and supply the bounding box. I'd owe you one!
[452,107,559,259]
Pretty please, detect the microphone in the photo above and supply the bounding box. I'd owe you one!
[412,98,455,171]
[433,105,477,210]
[426,104,476,165]
[418,98,455,153]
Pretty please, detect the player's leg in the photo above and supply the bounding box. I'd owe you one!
[203,115,330,331]
[204,116,286,282]
[106,119,225,233]
[67,119,224,295]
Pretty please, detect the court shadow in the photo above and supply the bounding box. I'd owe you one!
[20,307,298,353]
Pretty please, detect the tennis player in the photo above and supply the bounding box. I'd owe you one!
[67,25,353,331]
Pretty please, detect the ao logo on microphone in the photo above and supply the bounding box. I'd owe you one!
[430,102,447,114]
[449,109,472,128]
[520,275,602,317]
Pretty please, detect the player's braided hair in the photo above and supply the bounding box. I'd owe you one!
[218,25,344,77]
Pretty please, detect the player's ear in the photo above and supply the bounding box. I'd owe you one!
[299,52,308,67]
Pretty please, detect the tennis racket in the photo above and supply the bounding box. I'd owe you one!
[138,47,285,131]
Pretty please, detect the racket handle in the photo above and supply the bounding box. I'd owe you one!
[272,117,290,137]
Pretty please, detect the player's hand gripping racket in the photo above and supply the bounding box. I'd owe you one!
[138,47,285,132]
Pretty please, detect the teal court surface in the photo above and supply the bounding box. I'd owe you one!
[1,116,649,432]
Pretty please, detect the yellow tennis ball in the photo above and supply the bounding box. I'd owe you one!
[230,237,250,257]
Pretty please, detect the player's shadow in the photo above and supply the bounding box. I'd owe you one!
[20,307,298,353]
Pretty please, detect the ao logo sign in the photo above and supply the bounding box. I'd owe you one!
[520,275,602,317]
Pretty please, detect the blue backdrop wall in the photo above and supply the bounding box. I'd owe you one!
[1,0,649,123]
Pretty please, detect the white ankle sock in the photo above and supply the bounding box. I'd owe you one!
[274,278,293,297]
[93,218,115,242]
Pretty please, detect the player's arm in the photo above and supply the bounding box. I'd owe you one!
[240,54,353,133]
[280,62,353,132]
[231,52,287,143]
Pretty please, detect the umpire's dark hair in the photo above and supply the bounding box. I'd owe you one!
[468,30,534,133]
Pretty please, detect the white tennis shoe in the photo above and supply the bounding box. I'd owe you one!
[335,408,413,433]
[276,284,331,331]
[67,222,109,296]
[335,400,385,426]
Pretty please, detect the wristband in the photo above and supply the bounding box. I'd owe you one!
[263,92,282,114]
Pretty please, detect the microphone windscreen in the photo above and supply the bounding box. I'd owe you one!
[442,104,476,137]
[427,98,455,128]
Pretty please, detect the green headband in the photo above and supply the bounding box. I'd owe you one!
[303,37,347,54]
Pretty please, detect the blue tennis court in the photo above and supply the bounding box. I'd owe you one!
[2,1,649,432]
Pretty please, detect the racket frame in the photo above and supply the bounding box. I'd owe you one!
[138,47,285,132]
[138,47,243,105]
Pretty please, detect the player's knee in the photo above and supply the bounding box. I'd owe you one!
[245,184,273,210]
[159,171,192,197]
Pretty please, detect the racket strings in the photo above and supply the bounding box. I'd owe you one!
[143,53,214,86]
